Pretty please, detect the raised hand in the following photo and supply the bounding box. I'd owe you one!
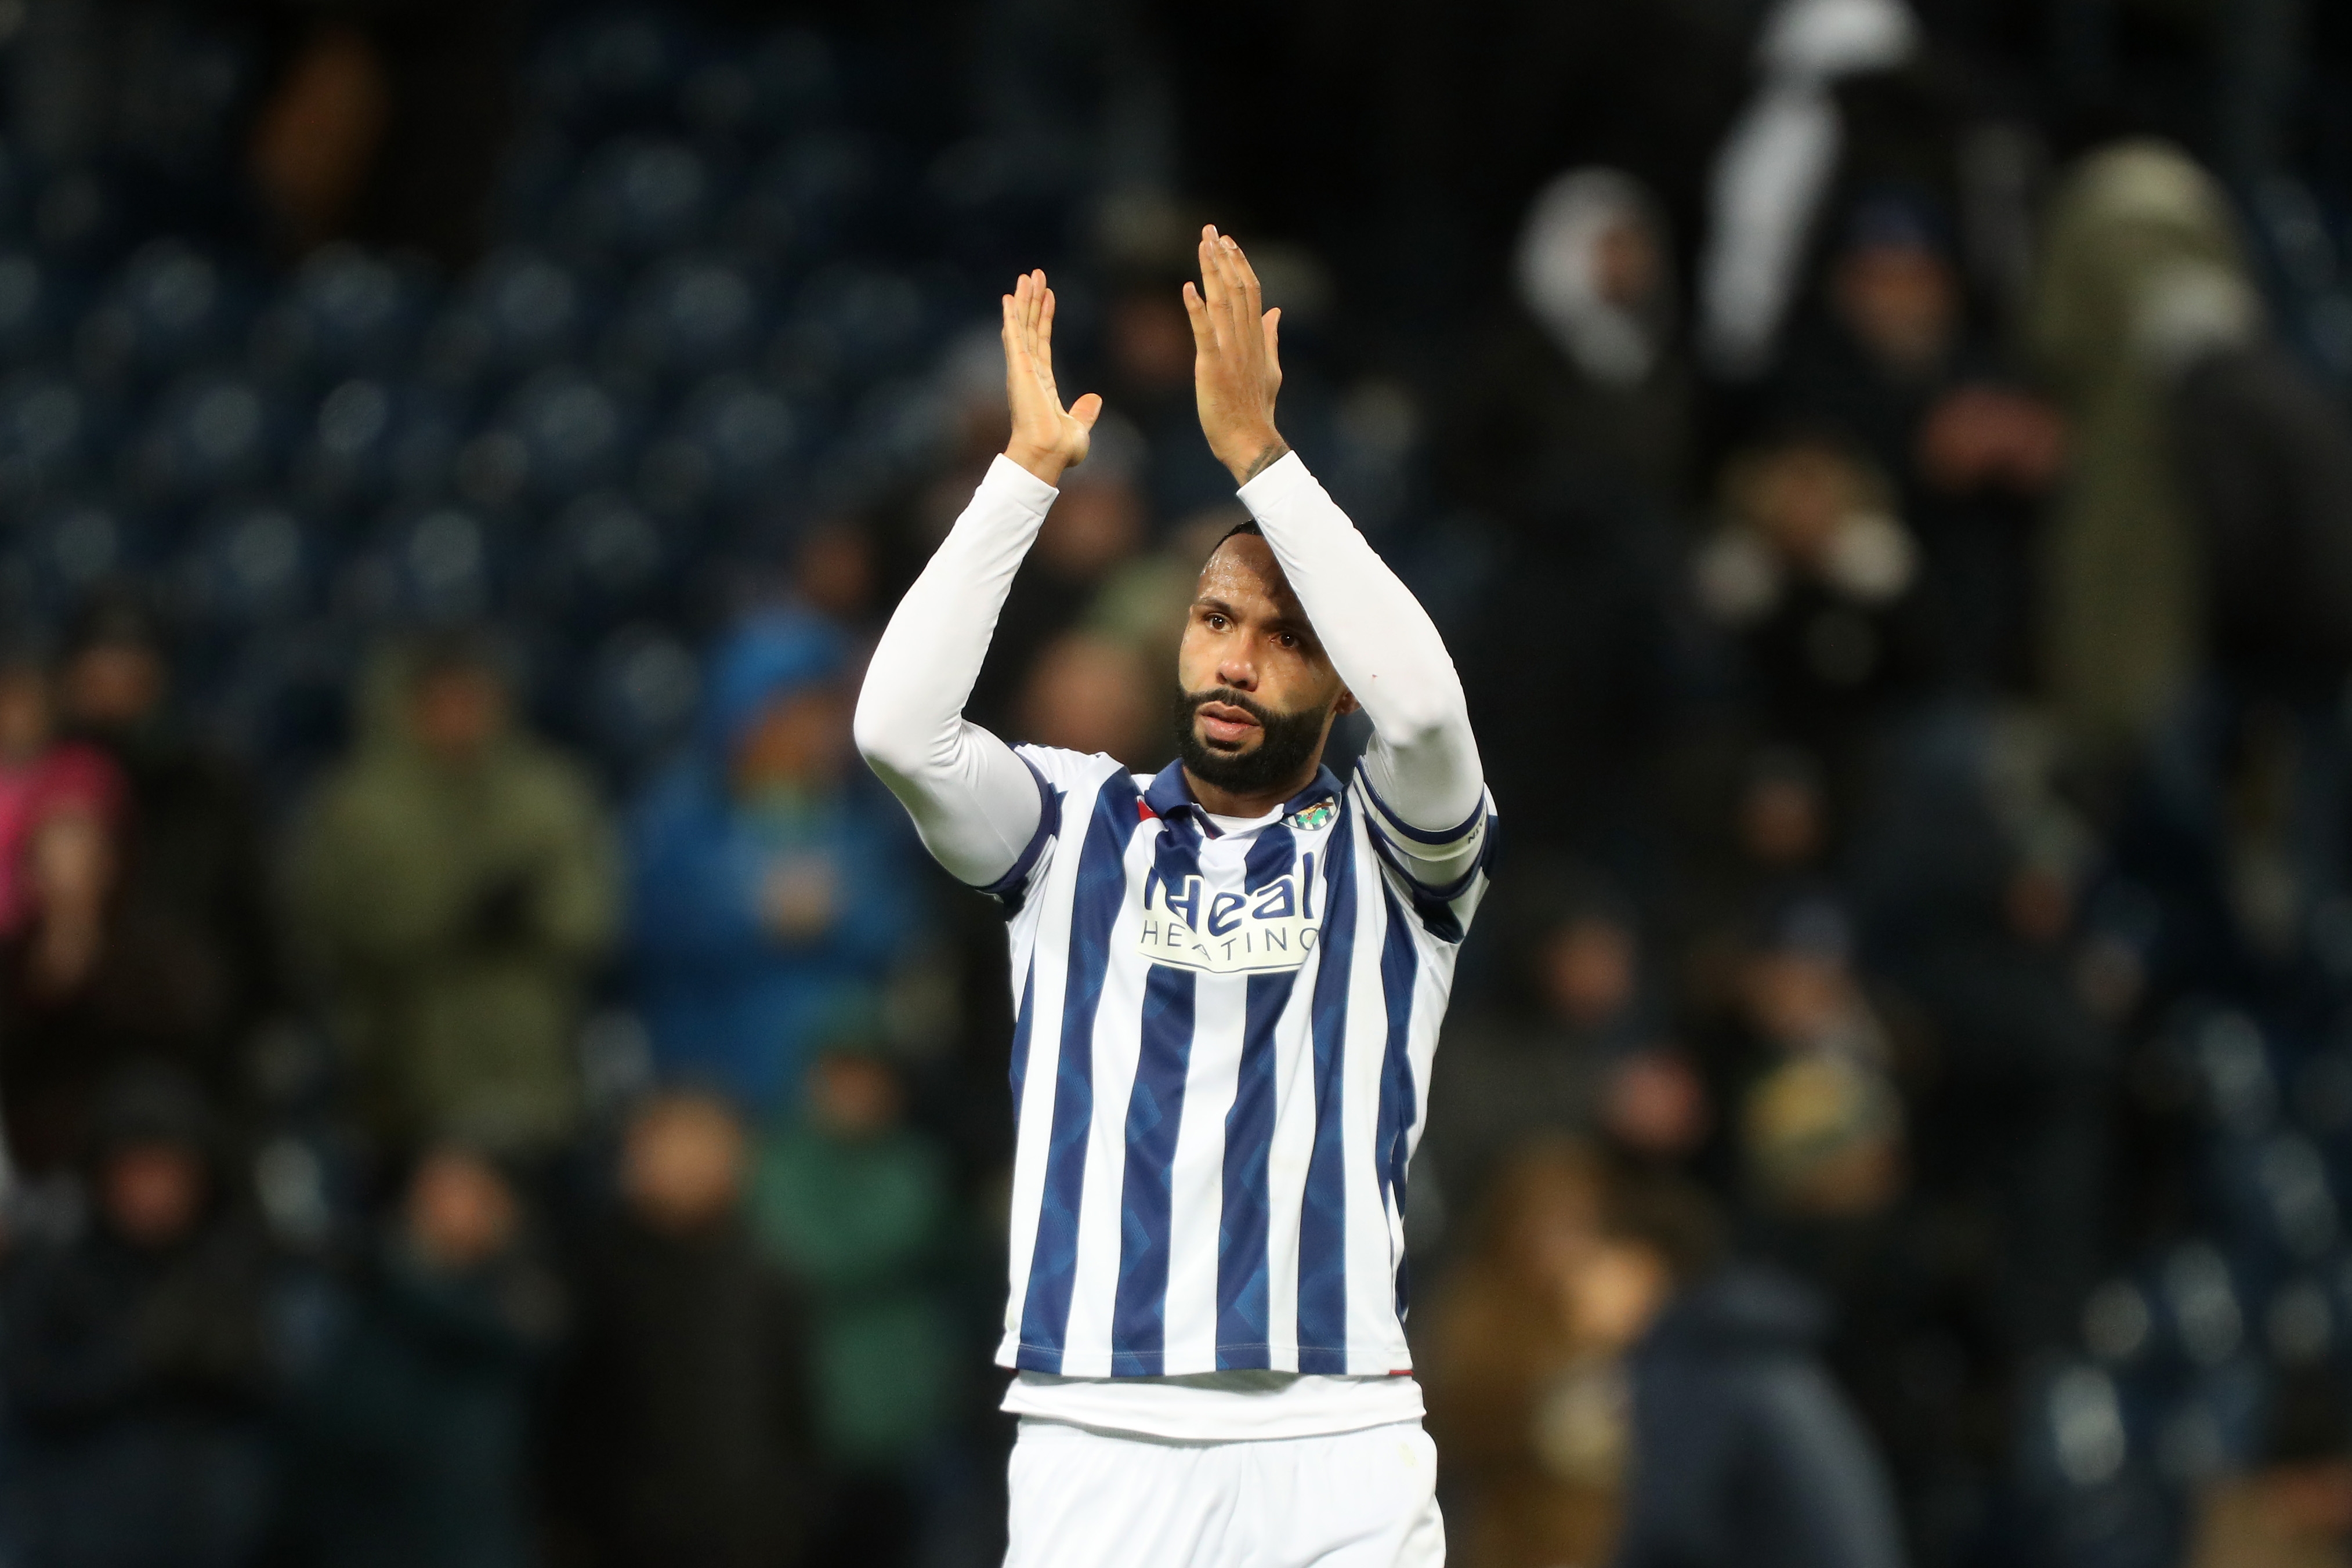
[1183,225,1289,484]
[1001,269,1102,486]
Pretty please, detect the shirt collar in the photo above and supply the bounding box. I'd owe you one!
[1141,761,1345,834]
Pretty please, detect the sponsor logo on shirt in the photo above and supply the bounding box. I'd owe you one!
[1138,863,1322,975]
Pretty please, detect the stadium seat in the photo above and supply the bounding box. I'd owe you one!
[424,247,594,386]
[176,501,316,631]
[559,136,722,260]
[458,364,641,510]
[76,237,250,388]
[636,371,798,523]
[249,245,436,386]
[126,368,284,504]
[603,255,769,381]
[289,376,469,513]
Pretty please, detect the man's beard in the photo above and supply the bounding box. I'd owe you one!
[1172,685,1330,797]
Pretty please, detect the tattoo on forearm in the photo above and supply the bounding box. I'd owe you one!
[1242,440,1291,482]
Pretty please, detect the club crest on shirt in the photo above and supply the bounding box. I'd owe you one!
[1138,866,1323,975]
[1283,796,1338,832]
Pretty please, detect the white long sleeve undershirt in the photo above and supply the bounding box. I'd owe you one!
[853,451,1485,890]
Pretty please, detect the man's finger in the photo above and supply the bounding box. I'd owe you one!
[1002,294,1027,372]
[1197,231,1229,316]
[1209,240,1251,348]
[1261,306,1280,365]
[1229,241,1265,330]
[1070,391,1103,429]
[1039,283,1058,361]
[1181,280,1215,353]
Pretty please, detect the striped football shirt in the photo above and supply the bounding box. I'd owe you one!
[985,745,1495,1379]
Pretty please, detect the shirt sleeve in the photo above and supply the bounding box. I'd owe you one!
[1236,451,1492,888]
[853,455,1059,893]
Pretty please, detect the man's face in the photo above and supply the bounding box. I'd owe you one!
[411,668,505,766]
[621,1095,745,1235]
[406,1147,518,1271]
[102,1141,207,1248]
[63,644,165,734]
[732,685,850,794]
[1834,241,1958,376]
[1174,535,1352,795]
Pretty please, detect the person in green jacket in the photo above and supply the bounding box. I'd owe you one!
[290,633,618,1159]
[750,1023,956,1568]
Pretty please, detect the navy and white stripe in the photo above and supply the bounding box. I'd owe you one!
[995,749,1494,1378]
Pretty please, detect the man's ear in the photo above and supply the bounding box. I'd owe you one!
[1335,687,1360,717]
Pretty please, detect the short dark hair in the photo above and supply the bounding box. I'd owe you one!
[1209,520,1264,559]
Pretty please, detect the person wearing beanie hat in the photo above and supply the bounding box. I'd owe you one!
[625,610,921,1115]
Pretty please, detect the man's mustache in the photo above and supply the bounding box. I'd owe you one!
[1179,686,1281,730]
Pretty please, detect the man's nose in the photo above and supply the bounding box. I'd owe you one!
[1216,651,1258,691]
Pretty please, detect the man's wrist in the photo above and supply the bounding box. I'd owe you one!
[1004,444,1068,487]
[1224,433,1290,486]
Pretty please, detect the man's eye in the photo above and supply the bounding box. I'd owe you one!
[1206,614,1228,630]
[1276,633,1298,650]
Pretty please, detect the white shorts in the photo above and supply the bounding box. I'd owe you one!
[1004,1417,1446,1568]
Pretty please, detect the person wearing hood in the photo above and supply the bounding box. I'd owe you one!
[1454,166,1695,518]
[290,632,619,1159]
[2029,140,2264,767]
[625,610,920,1115]
[1448,168,1695,864]
[2034,140,2352,934]
[1,1063,280,1568]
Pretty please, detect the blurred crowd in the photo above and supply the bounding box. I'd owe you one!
[0,1,2347,1567]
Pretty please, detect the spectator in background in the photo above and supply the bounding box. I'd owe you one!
[752,1031,954,1568]
[1773,190,2064,693]
[1716,896,1906,1221]
[968,423,1149,733]
[1,748,239,1178]
[1671,745,1836,1037]
[1692,429,1932,797]
[552,1091,812,1568]
[1,1066,278,1568]
[0,649,114,937]
[291,633,618,1160]
[2030,140,2246,767]
[283,1145,560,1568]
[1851,710,2111,1354]
[1422,867,1707,1231]
[1457,166,1695,520]
[58,592,278,1084]
[627,612,917,1117]
[1452,170,1693,863]
[1419,1140,1624,1568]
[1605,1170,1907,1568]
[1016,629,1156,770]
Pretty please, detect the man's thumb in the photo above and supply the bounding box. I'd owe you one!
[1072,392,1105,429]
[1262,307,1282,355]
